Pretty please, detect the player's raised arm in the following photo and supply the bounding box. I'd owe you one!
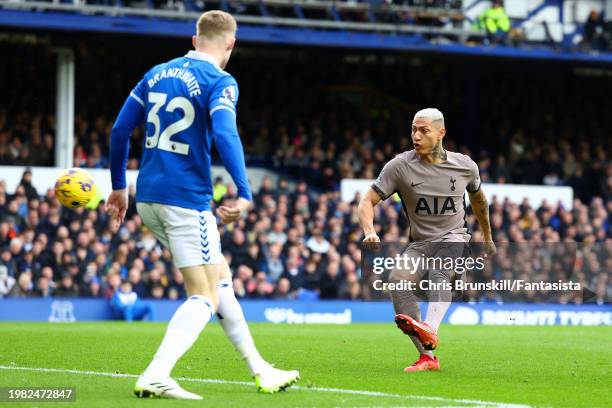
[209,77,252,224]
[107,81,146,230]
[466,160,496,256]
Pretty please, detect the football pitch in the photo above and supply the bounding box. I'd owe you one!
[0,323,609,407]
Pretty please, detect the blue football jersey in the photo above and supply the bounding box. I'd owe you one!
[128,51,243,211]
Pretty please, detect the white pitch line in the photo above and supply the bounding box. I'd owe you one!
[0,365,531,408]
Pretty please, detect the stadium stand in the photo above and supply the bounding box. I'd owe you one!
[0,0,472,37]
[0,165,609,304]
[2,0,608,51]
[1,41,610,199]
[0,2,610,306]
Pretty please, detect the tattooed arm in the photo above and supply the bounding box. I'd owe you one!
[358,188,382,249]
[468,188,496,256]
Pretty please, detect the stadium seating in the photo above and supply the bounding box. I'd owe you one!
[1,42,610,198]
[0,165,609,304]
[0,25,610,305]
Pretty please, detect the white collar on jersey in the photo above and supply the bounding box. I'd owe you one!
[185,50,220,68]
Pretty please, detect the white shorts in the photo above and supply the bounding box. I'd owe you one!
[136,202,223,268]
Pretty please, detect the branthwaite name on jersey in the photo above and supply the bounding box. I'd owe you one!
[147,68,202,97]
[372,279,582,292]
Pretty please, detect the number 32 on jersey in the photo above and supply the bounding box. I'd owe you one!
[145,91,194,155]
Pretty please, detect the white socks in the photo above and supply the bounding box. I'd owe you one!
[409,335,434,358]
[143,281,270,379]
[143,295,214,379]
[413,301,451,358]
[424,301,451,333]
[216,278,270,376]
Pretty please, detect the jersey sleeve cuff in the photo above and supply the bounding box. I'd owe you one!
[238,191,253,201]
[210,105,236,117]
[371,184,388,200]
[466,182,481,194]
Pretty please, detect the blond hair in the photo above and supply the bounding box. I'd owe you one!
[414,108,445,128]
[196,10,237,41]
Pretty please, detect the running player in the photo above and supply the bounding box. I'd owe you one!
[107,10,299,399]
[358,108,496,372]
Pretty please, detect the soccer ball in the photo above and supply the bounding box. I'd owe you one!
[54,168,96,209]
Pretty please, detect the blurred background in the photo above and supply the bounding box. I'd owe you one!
[0,0,610,318]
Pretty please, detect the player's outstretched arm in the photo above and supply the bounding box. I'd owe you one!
[108,95,145,230]
[358,188,382,249]
[468,188,496,256]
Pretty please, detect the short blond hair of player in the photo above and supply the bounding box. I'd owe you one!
[192,10,237,70]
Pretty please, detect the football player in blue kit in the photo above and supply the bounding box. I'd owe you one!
[107,10,299,400]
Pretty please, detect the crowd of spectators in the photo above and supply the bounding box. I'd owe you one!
[1,42,610,201]
[0,42,55,167]
[0,169,609,304]
[0,42,610,304]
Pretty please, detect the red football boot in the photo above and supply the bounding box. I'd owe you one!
[394,314,439,350]
[404,354,440,372]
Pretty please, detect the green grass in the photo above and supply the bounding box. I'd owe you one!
[0,323,610,407]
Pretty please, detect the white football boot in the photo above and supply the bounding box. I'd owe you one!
[134,375,203,400]
[255,366,300,393]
